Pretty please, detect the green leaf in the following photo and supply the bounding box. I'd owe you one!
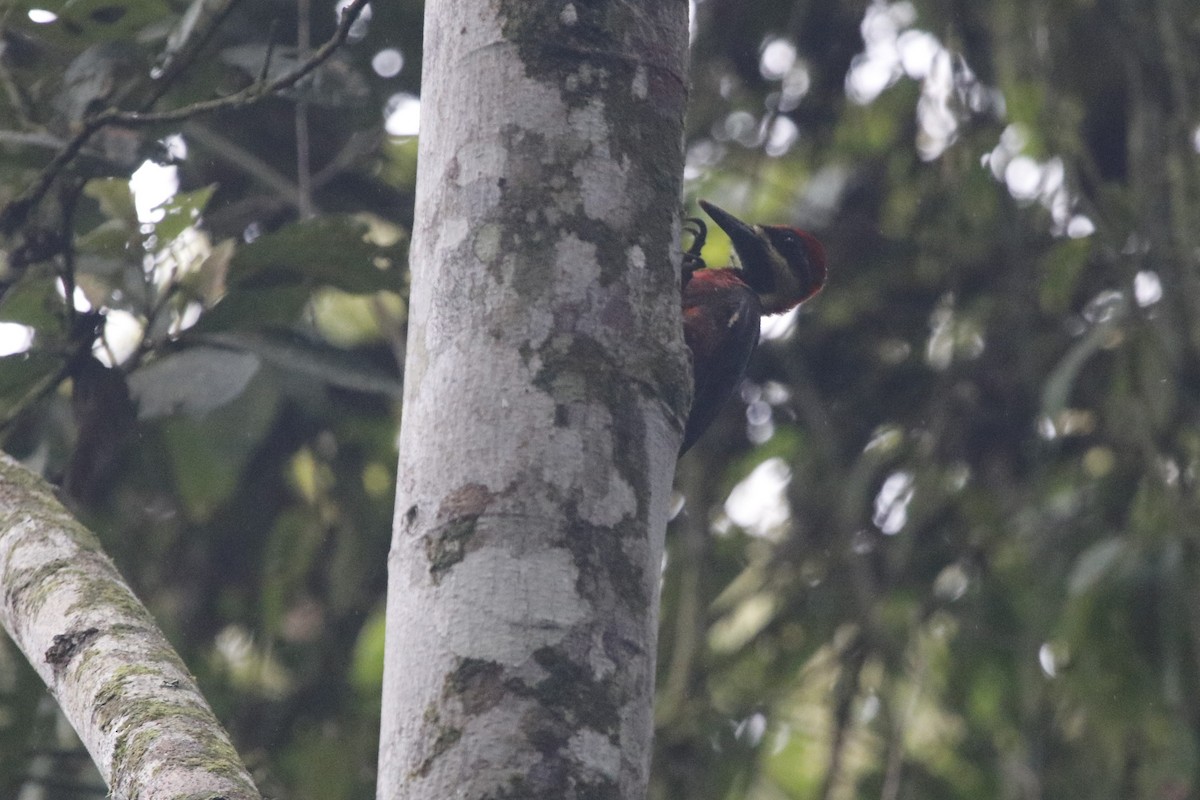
[310,288,402,347]
[77,218,138,259]
[57,0,173,40]
[197,331,402,396]
[1134,336,1175,433]
[152,184,216,244]
[128,346,261,419]
[84,177,138,225]
[1068,538,1126,596]
[382,137,420,188]
[228,216,400,294]
[192,285,313,333]
[350,605,386,696]
[180,238,235,305]
[1042,294,1127,419]
[0,271,64,332]
[0,352,64,421]
[261,506,326,634]
[1038,238,1091,315]
[158,372,279,522]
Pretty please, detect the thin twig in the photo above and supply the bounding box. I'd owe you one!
[0,115,110,234]
[182,121,305,206]
[123,0,367,126]
[295,0,314,219]
[0,0,369,235]
[0,130,67,150]
[817,636,866,800]
[312,128,383,188]
[0,55,37,129]
[144,0,243,111]
[58,180,84,329]
[656,458,712,725]
[258,17,281,84]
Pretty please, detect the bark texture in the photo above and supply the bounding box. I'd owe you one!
[0,453,260,800]
[377,2,691,799]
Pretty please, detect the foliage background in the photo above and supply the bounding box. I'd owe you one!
[1,0,1199,798]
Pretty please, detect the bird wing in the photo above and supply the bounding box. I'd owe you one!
[680,276,762,453]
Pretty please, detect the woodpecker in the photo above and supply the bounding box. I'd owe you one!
[680,200,827,453]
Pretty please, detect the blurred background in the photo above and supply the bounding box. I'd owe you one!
[1,0,1199,798]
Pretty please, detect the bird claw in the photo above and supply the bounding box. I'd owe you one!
[682,216,708,284]
[683,216,707,259]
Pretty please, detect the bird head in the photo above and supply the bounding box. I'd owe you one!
[699,200,827,315]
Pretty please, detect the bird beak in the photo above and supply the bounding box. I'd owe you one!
[698,200,770,268]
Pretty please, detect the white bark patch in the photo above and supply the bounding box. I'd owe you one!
[627,245,646,270]
[444,545,587,664]
[559,3,578,26]
[622,396,677,588]
[458,704,543,775]
[588,628,617,679]
[554,234,601,304]
[490,252,556,342]
[535,399,636,527]
[569,727,622,775]
[473,223,502,263]
[453,140,508,189]
[578,155,631,227]
[567,100,630,223]
[580,467,637,527]
[410,340,555,487]
[440,216,471,256]
[631,65,649,99]
[568,97,608,145]
[564,63,604,93]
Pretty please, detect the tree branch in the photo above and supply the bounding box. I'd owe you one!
[183,121,307,207]
[295,0,315,219]
[0,453,261,800]
[0,0,369,235]
[145,0,244,111]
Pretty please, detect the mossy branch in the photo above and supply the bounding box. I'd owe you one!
[0,453,261,800]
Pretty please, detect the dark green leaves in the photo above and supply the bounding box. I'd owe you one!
[227,216,402,295]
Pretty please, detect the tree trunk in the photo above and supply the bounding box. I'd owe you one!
[376,2,691,799]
